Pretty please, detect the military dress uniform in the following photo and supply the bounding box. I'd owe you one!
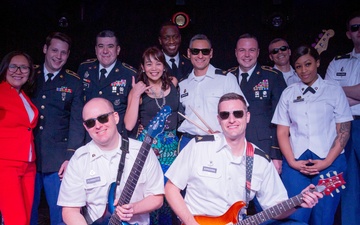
[30,65,85,225]
[228,64,287,160]
[325,49,360,225]
[164,53,193,81]
[77,59,136,138]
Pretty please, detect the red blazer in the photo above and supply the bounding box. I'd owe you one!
[0,82,39,162]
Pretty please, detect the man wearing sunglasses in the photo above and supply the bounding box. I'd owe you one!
[58,97,164,225]
[77,30,137,140]
[165,93,322,225]
[30,32,85,225]
[229,33,287,175]
[177,34,244,150]
[268,38,300,86]
[324,10,360,225]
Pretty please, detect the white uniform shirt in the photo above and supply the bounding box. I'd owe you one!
[272,76,353,158]
[165,134,287,216]
[274,65,301,86]
[178,64,244,135]
[325,49,360,115]
[57,134,164,224]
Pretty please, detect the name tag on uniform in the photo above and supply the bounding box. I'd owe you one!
[181,92,189,98]
[86,176,101,184]
[202,166,217,173]
[293,96,304,103]
[336,72,346,77]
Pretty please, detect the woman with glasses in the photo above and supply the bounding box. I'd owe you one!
[124,46,179,225]
[0,51,39,225]
[272,45,353,225]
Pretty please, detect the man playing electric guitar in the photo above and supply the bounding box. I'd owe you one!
[165,93,323,225]
[57,97,164,225]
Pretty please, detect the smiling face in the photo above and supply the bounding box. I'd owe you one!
[217,98,250,142]
[43,38,70,73]
[159,25,181,57]
[235,38,259,72]
[95,37,120,68]
[346,16,360,49]
[6,54,30,93]
[141,55,165,83]
[187,39,213,76]
[294,53,320,86]
[268,40,291,67]
[82,98,120,150]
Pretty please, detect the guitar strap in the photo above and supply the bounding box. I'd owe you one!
[245,141,254,209]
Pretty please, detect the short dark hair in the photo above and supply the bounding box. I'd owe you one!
[218,93,247,113]
[189,34,212,48]
[138,46,172,91]
[158,21,180,37]
[96,30,119,45]
[0,51,36,95]
[346,10,360,30]
[45,32,72,49]
[291,45,319,66]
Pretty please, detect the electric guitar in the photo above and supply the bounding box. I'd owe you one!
[313,29,335,55]
[189,172,345,225]
[92,105,172,225]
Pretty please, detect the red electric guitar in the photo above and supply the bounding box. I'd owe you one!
[189,172,345,225]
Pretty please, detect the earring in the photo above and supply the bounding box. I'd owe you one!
[142,70,145,73]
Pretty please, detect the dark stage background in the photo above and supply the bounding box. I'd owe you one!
[1,0,359,75]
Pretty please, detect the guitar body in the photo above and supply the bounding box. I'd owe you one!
[190,201,246,225]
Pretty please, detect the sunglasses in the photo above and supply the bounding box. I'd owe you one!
[350,24,360,32]
[270,46,289,55]
[189,48,211,55]
[219,110,244,120]
[83,112,114,128]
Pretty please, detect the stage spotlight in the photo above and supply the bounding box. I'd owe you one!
[172,12,190,29]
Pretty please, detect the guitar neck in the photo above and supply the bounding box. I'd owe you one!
[238,193,303,225]
[118,134,154,206]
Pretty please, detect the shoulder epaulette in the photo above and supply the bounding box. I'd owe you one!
[227,66,238,74]
[182,54,190,60]
[65,69,80,79]
[254,148,271,162]
[335,54,351,60]
[33,64,40,69]
[179,72,191,82]
[215,69,227,76]
[122,62,137,73]
[195,135,215,143]
[261,65,278,74]
[80,58,97,65]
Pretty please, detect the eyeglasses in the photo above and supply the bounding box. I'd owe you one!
[219,110,244,120]
[189,48,211,55]
[83,112,114,128]
[270,46,289,55]
[8,64,30,74]
[350,24,360,32]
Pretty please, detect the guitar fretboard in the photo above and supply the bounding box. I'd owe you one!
[238,194,303,225]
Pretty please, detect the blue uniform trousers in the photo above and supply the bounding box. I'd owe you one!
[30,172,62,225]
[282,150,346,225]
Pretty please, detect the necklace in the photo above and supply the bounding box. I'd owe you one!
[150,88,166,109]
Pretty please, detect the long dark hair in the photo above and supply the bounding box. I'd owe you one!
[291,45,320,66]
[138,46,172,91]
[0,51,36,95]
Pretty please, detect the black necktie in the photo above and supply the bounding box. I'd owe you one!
[303,86,316,95]
[240,73,249,89]
[170,58,177,72]
[46,73,54,83]
[99,69,107,82]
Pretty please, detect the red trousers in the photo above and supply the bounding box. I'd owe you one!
[0,159,36,225]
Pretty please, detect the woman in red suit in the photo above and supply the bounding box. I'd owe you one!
[0,51,39,225]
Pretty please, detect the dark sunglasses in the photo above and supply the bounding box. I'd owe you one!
[83,112,114,128]
[350,24,360,32]
[219,110,244,120]
[270,46,289,55]
[189,48,211,55]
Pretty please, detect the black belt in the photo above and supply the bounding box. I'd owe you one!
[353,116,360,120]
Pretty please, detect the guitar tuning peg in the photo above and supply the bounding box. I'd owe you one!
[318,33,324,38]
[311,43,316,48]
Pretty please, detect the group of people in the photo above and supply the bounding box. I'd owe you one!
[0,10,359,225]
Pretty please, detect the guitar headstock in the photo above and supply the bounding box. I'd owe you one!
[316,171,346,196]
[313,29,335,55]
[147,105,172,138]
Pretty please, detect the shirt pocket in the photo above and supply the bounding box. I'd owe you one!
[84,175,108,194]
